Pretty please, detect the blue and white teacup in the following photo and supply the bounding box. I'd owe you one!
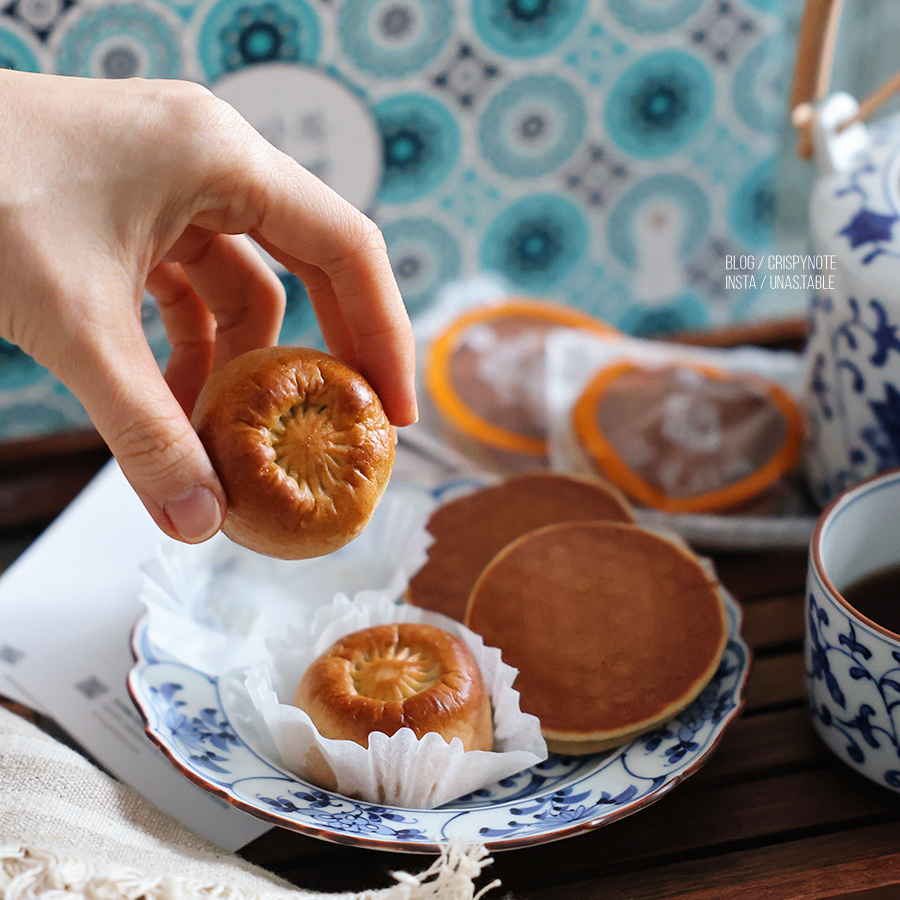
[806,467,900,791]
[803,94,900,507]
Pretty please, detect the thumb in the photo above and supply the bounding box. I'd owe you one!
[70,331,226,544]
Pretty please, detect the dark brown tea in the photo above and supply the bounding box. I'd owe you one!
[840,563,900,636]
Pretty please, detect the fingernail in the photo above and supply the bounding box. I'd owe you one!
[163,484,222,543]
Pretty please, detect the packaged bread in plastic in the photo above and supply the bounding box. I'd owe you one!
[545,328,807,516]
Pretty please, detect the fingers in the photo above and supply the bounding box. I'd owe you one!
[46,268,226,544]
[230,151,418,427]
[252,209,418,427]
[149,230,286,415]
[256,251,356,362]
[276,254,419,427]
[69,319,226,544]
[162,228,286,367]
[146,262,216,415]
[154,92,416,424]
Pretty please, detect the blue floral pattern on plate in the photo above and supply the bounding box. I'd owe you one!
[128,585,749,853]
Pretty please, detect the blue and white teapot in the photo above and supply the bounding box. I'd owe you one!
[794,0,900,506]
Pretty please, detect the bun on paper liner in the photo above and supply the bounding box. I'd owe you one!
[294,621,495,752]
[240,595,548,810]
[136,469,543,809]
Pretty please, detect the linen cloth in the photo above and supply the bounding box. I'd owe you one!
[0,707,498,900]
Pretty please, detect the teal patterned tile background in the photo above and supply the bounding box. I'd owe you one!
[1,0,800,440]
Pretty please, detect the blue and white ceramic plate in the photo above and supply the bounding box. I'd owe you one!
[128,589,749,854]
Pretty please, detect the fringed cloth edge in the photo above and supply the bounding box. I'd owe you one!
[0,839,500,900]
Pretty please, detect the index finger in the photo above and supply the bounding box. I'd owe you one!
[244,153,418,427]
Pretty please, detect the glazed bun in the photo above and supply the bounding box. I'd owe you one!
[294,623,494,752]
[191,346,394,559]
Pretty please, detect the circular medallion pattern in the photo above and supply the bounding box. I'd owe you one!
[0,341,50,391]
[607,0,704,33]
[279,273,320,345]
[472,0,586,59]
[54,1,183,78]
[197,0,319,81]
[0,23,41,70]
[615,292,709,337]
[338,0,453,78]
[478,73,585,179]
[139,296,172,364]
[728,157,776,248]
[14,0,68,35]
[0,0,795,440]
[374,93,460,204]
[0,401,71,437]
[732,33,787,134]
[605,49,713,158]
[213,63,382,212]
[382,217,462,315]
[480,193,588,290]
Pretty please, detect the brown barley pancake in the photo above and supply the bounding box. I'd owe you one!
[405,472,635,622]
[464,520,728,754]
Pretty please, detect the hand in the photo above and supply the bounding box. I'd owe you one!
[0,70,417,544]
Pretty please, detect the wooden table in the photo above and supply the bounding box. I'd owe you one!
[2,433,900,899]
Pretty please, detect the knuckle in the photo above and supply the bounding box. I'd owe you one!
[111,414,192,484]
[158,80,221,129]
[328,214,390,275]
[150,82,256,176]
[352,214,389,255]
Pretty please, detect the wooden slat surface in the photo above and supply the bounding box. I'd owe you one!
[0,429,110,530]
[3,402,900,899]
[236,539,900,899]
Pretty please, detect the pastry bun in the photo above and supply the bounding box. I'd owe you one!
[294,623,494,752]
[191,346,394,559]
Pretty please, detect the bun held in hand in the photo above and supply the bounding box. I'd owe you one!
[191,346,394,559]
[293,622,494,752]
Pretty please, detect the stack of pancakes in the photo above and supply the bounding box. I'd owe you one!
[406,472,729,754]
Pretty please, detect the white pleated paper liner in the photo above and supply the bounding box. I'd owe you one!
[137,490,434,675]
[238,594,547,810]
[136,488,547,809]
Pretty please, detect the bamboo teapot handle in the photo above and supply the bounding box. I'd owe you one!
[791,0,900,161]
[790,0,844,160]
